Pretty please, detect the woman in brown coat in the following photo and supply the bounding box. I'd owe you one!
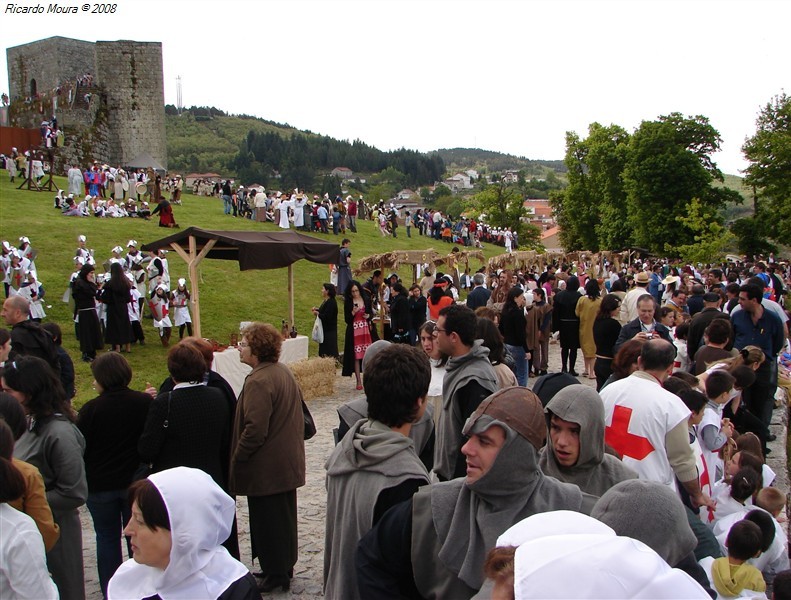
[229,322,306,594]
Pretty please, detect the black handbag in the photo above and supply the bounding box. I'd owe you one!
[133,391,172,480]
[302,399,316,440]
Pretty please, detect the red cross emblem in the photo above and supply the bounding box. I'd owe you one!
[605,405,655,460]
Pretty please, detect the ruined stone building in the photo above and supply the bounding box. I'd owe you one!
[6,36,167,170]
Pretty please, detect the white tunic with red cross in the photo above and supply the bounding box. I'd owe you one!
[601,371,691,489]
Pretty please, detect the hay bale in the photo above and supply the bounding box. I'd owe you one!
[289,357,336,401]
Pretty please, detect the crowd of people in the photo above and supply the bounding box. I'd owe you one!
[2,230,791,599]
[199,180,522,251]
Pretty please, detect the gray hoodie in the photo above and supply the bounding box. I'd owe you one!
[540,384,637,497]
[324,419,429,600]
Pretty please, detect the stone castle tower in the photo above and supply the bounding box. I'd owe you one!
[6,36,167,170]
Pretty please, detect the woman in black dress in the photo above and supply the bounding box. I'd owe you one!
[72,263,103,362]
[99,262,134,352]
[592,293,623,391]
[552,275,581,375]
[312,283,338,358]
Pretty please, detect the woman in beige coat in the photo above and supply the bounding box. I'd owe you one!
[576,279,602,380]
[229,322,306,594]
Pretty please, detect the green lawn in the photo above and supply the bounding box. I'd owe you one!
[0,177,504,407]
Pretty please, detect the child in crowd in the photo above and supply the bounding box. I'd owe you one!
[735,433,776,488]
[698,370,737,483]
[675,387,713,518]
[149,283,172,346]
[127,273,145,346]
[17,271,45,322]
[712,468,762,524]
[170,278,192,339]
[672,321,690,373]
[711,520,766,597]
[755,488,787,523]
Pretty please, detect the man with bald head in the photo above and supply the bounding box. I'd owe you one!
[600,339,713,510]
[2,295,58,369]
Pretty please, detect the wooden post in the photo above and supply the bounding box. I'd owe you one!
[169,236,216,339]
[288,263,295,327]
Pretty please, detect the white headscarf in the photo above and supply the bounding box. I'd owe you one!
[495,511,710,599]
[108,467,248,600]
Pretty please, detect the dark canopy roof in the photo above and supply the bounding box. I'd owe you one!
[141,227,339,270]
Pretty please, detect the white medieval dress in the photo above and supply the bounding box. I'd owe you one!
[67,167,83,196]
[114,174,127,201]
[293,197,306,228]
[278,197,294,229]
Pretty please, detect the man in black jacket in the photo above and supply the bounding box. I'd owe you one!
[613,294,671,354]
[465,273,491,310]
[388,283,410,343]
[2,295,60,372]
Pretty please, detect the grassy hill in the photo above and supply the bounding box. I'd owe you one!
[166,111,305,175]
[0,177,505,406]
[165,108,570,180]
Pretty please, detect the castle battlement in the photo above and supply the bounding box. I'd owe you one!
[6,36,167,170]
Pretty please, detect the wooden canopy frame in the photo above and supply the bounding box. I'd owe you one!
[141,227,339,337]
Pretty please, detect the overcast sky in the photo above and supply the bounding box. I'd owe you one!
[3,0,788,174]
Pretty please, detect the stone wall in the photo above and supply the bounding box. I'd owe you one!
[96,41,167,169]
[6,36,95,100]
[5,37,167,171]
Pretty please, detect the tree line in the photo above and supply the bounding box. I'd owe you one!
[230,131,445,191]
[550,94,790,260]
[550,113,744,259]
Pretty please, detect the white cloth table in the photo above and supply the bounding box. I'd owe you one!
[212,335,309,398]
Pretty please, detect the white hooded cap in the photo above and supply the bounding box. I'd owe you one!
[494,512,710,599]
[108,467,248,600]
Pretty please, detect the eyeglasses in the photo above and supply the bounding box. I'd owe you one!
[432,328,447,337]
[238,341,249,348]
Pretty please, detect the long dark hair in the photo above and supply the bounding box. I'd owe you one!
[502,287,524,313]
[106,261,132,294]
[2,356,72,422]
[584,279,600,300]
[344,280,363,303]
[475,317,506,365]
[0,421,25,502]
[596,293,621,320]
[428,283,447,305]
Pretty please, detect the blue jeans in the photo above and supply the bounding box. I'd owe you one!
[222,195,232,214]
[87,489,132,598]
[505,344,528,387]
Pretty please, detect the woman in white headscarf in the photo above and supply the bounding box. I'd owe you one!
[108,466,256,600]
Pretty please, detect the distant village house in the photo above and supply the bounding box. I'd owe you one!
[331,167,354,180]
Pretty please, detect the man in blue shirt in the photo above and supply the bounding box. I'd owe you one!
[731,283,785,448]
